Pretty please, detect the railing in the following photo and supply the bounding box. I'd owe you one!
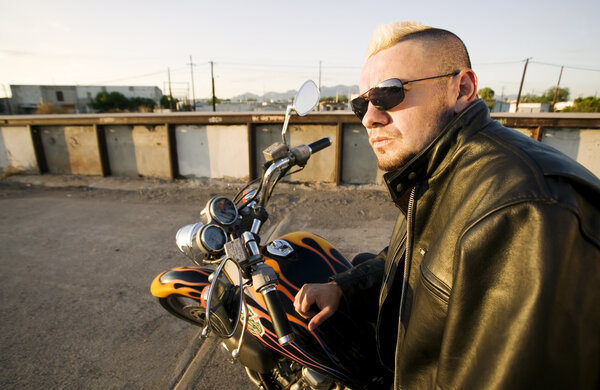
[1,111,599,184]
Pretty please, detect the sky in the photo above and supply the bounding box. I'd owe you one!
[1,0,599,101]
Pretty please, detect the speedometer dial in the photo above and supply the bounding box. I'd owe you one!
[200,224,227,253]
[208,196,238,225]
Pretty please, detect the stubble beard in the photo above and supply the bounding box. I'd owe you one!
[376,106,455,172]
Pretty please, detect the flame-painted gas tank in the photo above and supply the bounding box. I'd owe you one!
[151,231,379,388]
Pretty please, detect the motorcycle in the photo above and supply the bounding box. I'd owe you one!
[150,81,388,390]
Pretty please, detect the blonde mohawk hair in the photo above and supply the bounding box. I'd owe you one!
[365,21,431,59]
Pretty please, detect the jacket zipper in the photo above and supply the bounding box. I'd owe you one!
[376,203,408,372]
[395,187,416,389]
[399,188,415,321]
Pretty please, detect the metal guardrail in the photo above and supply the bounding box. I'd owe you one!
[2,111,600,127]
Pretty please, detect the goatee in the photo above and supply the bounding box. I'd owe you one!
[377,107,455,172]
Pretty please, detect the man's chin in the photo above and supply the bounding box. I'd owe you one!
[376,152,416,172]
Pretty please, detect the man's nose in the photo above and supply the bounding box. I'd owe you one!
[362,102,390,128]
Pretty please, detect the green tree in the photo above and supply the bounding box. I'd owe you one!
[561,96,600,112]
[129,97,156,112]
[160,95,179,109]
[540,87,570,104]
[91,91,130,112]
[319,95,348,103]
[477,87,495,110]
[521,93,542,103]
[207,97,223,105]
[520,87,570,105]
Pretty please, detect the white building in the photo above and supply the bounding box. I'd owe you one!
[553,101,575,111]
[508,101,550,113]
[9,85,162,114]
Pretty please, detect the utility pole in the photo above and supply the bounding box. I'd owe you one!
[551,65,564,111]
[318,60,322,111]
[188,56,196,111]
[210,61,216,112]
[318,60,322,91]
[168,67,174,110]
[515,57,531,112]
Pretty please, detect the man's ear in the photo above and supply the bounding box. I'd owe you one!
[453,69,478,113]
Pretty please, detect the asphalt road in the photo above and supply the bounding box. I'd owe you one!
[0,176,396,389]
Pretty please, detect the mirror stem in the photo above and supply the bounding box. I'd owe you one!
[281,104,293,146]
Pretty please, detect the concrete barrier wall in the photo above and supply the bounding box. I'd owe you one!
[0,126,38,173]
[64,126,103,175]
[541,128,600,178]
[253,124,337,183]
[39,126,70,174]
[176,124,249,179]
[342,123,385,184]
[131,125,171,178]
[37,125,103,175]
[289,124,337,183]
[104,125,171,178]
[1,112,599,183]
[254,124,283,175]
[104,125,138,177]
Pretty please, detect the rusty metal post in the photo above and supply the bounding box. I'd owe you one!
[531,126,543,141]
[335,119,343,186]
[247,123,257,180]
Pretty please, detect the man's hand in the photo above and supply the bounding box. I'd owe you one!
[294,282,342,331]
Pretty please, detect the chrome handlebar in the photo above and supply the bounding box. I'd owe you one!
[198,136,333,352]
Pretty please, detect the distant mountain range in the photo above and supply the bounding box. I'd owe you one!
[230,84,360,102]
[227,85,521,103]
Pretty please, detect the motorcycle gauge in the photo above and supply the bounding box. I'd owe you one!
[199,224,227,254]
[207,196,238,226]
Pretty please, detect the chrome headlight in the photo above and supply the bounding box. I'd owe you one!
[175,222,227,265]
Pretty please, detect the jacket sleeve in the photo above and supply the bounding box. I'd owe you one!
[437,201,600,389]
[330,248,387,322]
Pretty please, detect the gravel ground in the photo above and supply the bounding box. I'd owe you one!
[0,173,398,389]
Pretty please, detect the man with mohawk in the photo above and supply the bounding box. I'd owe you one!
[295,21,600,389]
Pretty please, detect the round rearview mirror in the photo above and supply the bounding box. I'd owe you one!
[294,80,320,116]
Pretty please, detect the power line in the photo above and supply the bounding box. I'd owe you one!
[474,60,526,66]
[90,66,189,85]
[212,61,361,70]
[90,69,167,85]
[216,61,315,69]
[67,56,598,100]
[529,60,600,72]
[472,59,600,73]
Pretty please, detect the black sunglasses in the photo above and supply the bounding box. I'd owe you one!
[351,70,460,120]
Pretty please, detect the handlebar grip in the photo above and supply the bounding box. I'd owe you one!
[308,137,332,154]
[261,287,294,345]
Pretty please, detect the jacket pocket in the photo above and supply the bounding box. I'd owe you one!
[420,263,451,303]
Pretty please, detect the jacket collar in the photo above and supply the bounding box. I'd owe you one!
[384,99,491,206]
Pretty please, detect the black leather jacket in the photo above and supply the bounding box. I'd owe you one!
[333,100,600,389]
